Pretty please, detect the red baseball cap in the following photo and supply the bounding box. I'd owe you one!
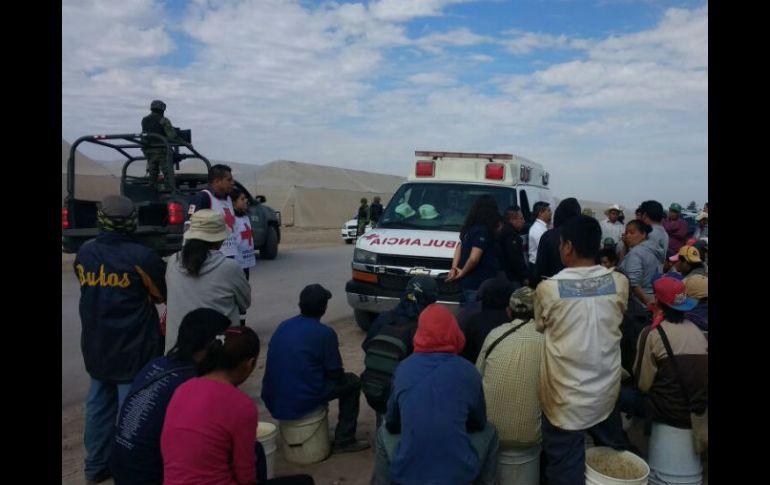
[653,277,697,311]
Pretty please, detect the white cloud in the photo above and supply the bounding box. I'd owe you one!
[407,72,457,86]
[468,53,494,63]
[62,0,173,72]
[415,27,494,54]
[62,1,707,208]
[369,0,471,22]
[500,30,577,55]
[588,6,708,68]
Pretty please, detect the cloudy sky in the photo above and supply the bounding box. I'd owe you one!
[62,0,708,209]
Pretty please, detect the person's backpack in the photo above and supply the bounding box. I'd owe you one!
[361,322,412,414]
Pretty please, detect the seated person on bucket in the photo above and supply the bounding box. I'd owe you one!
[633,276,708,484]
[360,276,438,423]
[475,287,545,485]
[111,308,231,485]
[161,326,313,485]
[261,284,369,453]
[371,304,499,485]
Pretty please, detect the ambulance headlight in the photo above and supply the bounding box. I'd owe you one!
[354,249,378,264]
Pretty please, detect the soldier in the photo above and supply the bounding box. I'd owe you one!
[369,196,384,224]
[357,198,370,238]
[141,100,180,191]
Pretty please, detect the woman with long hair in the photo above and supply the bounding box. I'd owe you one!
[112,308,231,485]
[616,219,660,373]
[164,209,251,353]
[161,326,313,485]
[446,195,502,306]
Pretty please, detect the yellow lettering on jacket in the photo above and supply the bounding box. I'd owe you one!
[75,263,131,288]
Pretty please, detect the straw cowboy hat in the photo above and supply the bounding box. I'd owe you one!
[604,204,622,215]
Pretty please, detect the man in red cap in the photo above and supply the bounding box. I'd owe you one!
[633,276,708,483]
[371,304,499,485]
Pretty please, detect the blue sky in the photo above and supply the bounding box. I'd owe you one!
[62,0,708,209]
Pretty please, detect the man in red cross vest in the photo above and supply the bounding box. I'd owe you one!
[187,164,238,258]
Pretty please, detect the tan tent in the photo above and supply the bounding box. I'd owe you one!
[61,140,120,202]
[62,141,404,228]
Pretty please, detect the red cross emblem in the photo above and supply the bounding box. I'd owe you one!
[222,208,235,230]
[240,223,253,245]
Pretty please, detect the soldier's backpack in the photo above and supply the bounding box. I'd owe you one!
[361,321,413,414]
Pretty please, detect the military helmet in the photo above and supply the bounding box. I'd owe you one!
[150,99,167,111]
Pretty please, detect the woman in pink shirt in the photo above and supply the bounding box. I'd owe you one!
[161,326,261,485]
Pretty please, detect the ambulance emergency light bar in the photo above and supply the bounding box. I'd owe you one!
[414,151,508,180]
[415,151,513,160]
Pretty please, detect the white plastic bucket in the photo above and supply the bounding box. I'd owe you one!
[257,421,278,479]
[586,446,650,485]
[497,445,541,485]
[278,406,331,465]
[647,422,702,485]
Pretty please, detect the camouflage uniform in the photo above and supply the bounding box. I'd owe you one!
[357,198,370,237]
[141,100,178,190]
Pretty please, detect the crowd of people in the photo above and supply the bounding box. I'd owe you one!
[74,173,708,485]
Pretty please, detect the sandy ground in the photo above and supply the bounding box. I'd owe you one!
[62,313,378,485]
[62,228,377,485]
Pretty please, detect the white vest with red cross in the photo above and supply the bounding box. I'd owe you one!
[201,189,238,258]
[234,214,256,269]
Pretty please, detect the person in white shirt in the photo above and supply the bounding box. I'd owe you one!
[527,202,551,266]
[600,204,624,247]
[693,211,708,241]
[535,215,635,485]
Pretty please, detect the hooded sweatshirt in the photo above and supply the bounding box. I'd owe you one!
[534,198,582,284]
[386,304,487,485]
[165,250,251,353]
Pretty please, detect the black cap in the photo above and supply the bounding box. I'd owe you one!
[404,276,438,305]
[479,278,514,309]
[299,284,332,308]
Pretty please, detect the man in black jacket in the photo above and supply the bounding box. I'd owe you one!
[74,195,167,484]
[532,197,582,287]
[499,205,529,289]
[369,196,384,224]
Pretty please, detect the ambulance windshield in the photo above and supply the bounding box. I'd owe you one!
[378,183,518,232]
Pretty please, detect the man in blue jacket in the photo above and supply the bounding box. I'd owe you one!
[262,284,369,453]
[74,195,167,484]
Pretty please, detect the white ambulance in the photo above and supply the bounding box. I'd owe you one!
[345,150,553,330]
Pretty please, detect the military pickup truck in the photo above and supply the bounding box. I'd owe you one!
[62,132,281,258]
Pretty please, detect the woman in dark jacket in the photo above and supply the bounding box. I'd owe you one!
[447,195,501,306]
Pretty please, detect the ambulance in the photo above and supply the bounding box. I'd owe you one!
[345,150,553,330]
